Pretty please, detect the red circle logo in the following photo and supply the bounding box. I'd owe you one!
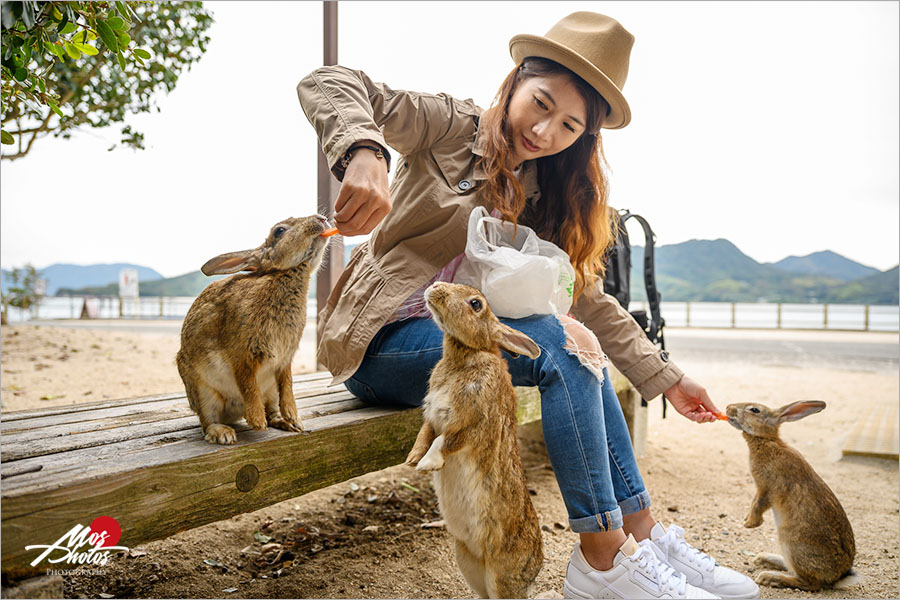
[89,516,122,547]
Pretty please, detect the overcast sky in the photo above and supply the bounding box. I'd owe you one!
[2,1,898,278]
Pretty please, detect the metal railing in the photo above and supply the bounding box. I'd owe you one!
[4,296,899,332]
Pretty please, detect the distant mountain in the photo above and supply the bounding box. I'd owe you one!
[627,241,897,305]
[54,244,363,297]
[824,266,899,305]
[770,251,880,282]
[57,270,226,297]
[1,263,163,296]
[18,240,897,305]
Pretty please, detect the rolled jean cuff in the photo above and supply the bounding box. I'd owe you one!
[569,507,623,533]
[618,489,652,516]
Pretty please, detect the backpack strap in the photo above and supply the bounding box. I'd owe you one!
[619,212,669,418]
[619,213,664,345]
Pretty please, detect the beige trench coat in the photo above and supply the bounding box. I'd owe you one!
[297,66,683,399]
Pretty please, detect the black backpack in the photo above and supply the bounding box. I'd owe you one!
[603,209,669,415]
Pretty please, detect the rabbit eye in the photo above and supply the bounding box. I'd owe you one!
[469,298,483,312]
[749,407,760,413]
[273,226,288,240]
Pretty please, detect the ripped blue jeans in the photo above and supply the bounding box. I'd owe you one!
[344,314,650,533]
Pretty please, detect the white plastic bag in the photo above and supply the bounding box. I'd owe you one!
[454,206,576,319]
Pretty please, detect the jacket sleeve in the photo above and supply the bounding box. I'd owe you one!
[297,65,479,181]
[571,278,683,400]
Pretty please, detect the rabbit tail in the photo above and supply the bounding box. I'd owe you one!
[833,568,861,590]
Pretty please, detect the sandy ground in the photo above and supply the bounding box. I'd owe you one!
[1,322,898,599]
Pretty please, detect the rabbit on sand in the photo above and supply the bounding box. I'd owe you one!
[177,215,332,445]
[405,282,543,599]
[726,401,858,591]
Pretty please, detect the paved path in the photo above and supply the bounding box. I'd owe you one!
[17,319,899,373]
[665,327,898,373]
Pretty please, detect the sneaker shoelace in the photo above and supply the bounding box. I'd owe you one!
[659,525,717,573]
[632,542,687,596]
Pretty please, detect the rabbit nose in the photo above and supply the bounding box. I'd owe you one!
[314,214,331,227]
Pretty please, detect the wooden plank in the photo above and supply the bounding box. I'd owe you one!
[0,387,355,436]
[1,407,424,579]
[1,406,410,496]
[0,392,185,423]
[842,403,899,459]
[0,378,544,578]
[0,392,362,462]
[0,372,333,424]
[1,391,538,490]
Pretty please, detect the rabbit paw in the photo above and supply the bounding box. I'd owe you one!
[405,447,427,467]
[204,424,237,445]
[755,570,795,588]
[416,454,444,472]
[755,553,787,571]
[744,513,763,528]
[245,404,268,431]
[269,416,304,433]
[416,451,444,472]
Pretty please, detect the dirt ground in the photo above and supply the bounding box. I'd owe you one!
[1,323,898,599]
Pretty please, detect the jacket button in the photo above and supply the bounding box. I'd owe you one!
[660,350,669,362]
[457,179,472,191]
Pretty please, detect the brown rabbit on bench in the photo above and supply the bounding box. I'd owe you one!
[177,215,332,445]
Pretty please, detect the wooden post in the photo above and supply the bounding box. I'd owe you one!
[685,301,691,327]
[159,296,165,318]
[823,303,829,329]
[864,304,870,331]
[316,0,344,353]
[777,303,782,329]
[118,296,123,318]
[731,302,736,328]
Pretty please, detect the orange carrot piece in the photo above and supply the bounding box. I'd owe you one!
[320,227,340,237]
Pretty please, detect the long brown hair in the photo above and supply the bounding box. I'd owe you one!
[478,57,615,300]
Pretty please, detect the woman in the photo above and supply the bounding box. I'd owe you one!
[298,12,758,600]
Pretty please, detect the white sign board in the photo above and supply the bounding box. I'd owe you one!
[118,269,139,298]
[33,278,47,296]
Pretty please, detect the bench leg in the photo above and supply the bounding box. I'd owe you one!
[610,367,648,459]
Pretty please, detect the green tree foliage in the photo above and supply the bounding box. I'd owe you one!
[1,264,41,321]
[0,1,213,160]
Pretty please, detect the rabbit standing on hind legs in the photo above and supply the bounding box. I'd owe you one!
[405,282,543,599]
[726,401,858,592]
[177,215,333,445]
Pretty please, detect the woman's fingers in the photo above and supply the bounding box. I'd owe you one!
[335,188,390,236]
[698,387,721,416]
[334,150,391,236]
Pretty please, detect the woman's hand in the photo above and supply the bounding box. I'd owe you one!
[665,375,721,423]
[334,145,391,236]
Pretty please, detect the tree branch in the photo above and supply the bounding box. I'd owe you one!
[2,54,103,161]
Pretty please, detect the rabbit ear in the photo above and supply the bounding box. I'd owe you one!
[777,400,826,423]
[201,250,261,275]
[494,323,541,359]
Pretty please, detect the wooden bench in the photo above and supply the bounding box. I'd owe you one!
[1,370,644,586]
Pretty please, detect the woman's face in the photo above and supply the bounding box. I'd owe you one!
[507,73,588,166]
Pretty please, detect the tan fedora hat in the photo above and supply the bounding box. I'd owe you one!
[509,12,634,129]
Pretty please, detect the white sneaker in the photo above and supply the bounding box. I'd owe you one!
[649,523,760,599]
[563,534,719,599]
